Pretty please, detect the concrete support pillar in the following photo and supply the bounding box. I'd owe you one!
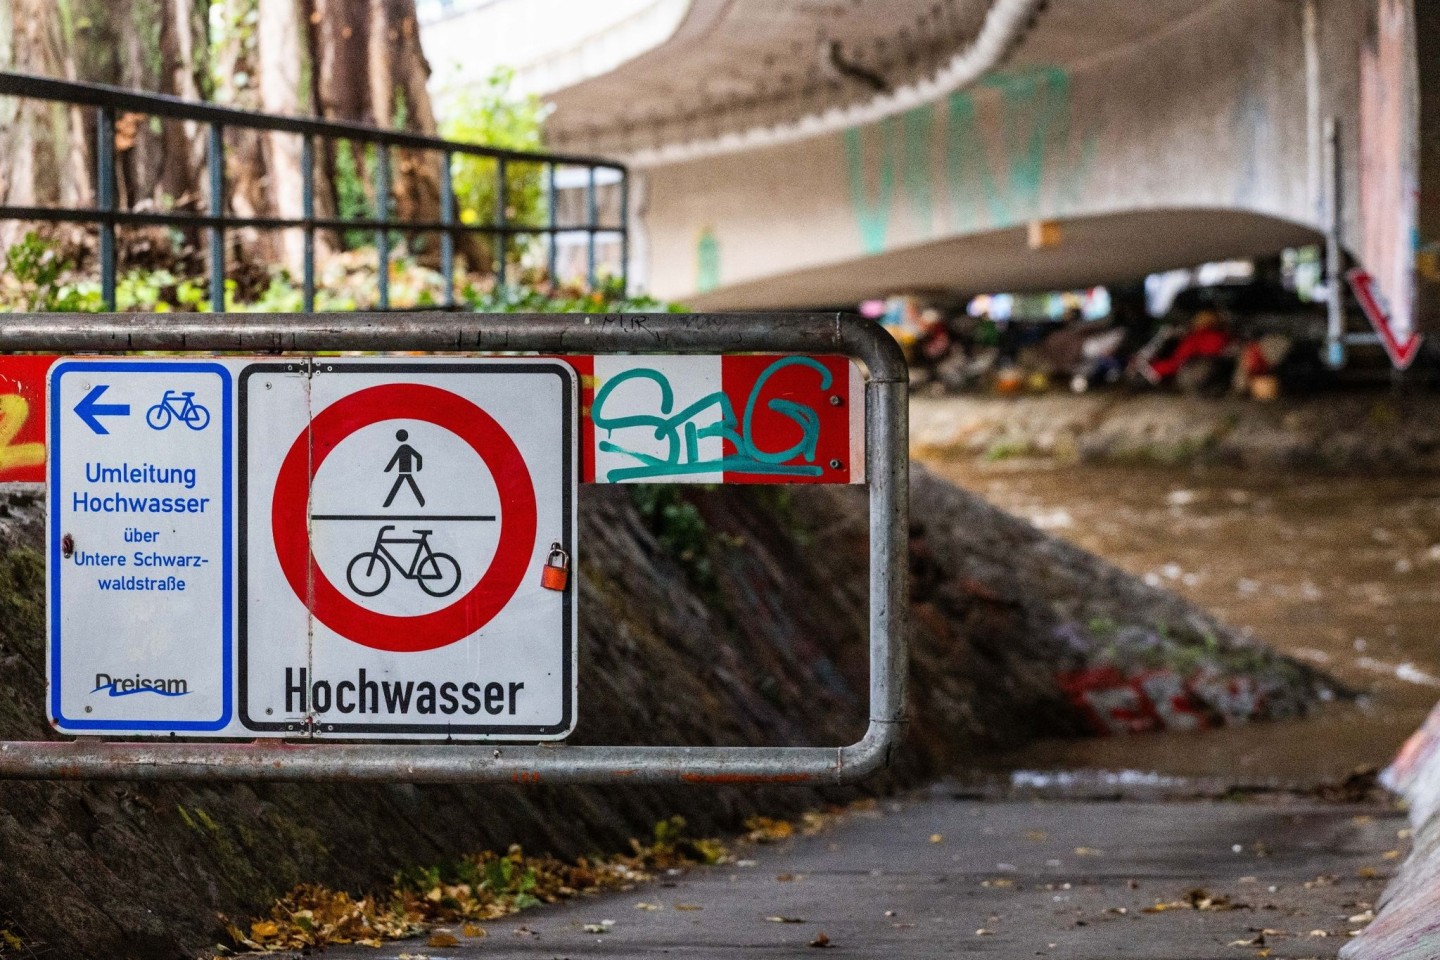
[1417,1,1440,333]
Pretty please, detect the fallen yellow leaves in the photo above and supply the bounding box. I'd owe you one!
[745,816,795,843]
[1144,888,1248,914]
[226,815,734,953]
[227,804,866,954]
[225,885,420,952]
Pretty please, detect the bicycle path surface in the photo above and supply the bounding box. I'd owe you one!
[309,786,1403,959]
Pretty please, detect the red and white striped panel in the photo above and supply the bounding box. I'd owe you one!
[0,354,864,485]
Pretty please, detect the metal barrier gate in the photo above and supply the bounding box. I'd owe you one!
[0,312,907,785]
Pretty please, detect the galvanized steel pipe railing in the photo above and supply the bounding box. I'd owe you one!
[0,312,908,785]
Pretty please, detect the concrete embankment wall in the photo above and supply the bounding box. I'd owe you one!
[1341,703,1440,960]
[911,393,1440,473]
[0,468,1329,958]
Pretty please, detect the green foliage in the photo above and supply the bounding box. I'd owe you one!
[1,231,87,311]
[0,232,676,315]
[466,275,682,314]
[628,486,716,596]
[208,0,260,101]
[394,849,541,912]
[441,68,550,271]
[648,815,729,866]
[334,140,376,250]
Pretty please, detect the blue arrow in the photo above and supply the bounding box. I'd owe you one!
[74,385,130,435]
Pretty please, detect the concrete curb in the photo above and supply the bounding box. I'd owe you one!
[1339,700,1440,959]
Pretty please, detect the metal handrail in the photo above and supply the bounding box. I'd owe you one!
[0,312,909,785]
[0,71,628,311]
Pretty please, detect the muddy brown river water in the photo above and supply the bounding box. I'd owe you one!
[924,458,1440,785]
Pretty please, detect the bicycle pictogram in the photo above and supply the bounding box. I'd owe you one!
[346,525,461,598]
[146,390,211,431]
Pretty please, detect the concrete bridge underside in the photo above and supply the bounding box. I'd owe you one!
[688,209,1322,311]
[630,0,1378,308]
[484,0,1424,326]
[429,0,1433,324]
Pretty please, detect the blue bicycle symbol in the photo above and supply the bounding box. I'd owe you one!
[146,390,211,431]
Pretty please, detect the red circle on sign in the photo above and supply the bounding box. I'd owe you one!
[271,382,537,652]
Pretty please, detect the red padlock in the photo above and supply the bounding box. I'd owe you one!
[540,542,569,591]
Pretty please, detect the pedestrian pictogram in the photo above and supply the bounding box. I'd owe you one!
[382,429,425,507]
[240,359,577,740]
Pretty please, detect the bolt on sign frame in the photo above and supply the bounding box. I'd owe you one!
[0,312,907,785]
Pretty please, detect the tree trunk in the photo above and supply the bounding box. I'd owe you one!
[0,0,208,263]
[213,0,272,263]
[71,0,208,217]
[0,0,448,292]
[0,0,91,251]
[159,0,210,209]
[375,0,442,265]
[307,0,442,269]
[257,0,317,276]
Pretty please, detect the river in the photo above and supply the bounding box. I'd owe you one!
[923,458,1440,785]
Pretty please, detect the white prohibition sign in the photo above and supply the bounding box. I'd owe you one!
[240,359,578,740]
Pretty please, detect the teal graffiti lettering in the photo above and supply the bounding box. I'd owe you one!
[946,89,992,232]
[696,228,721,293]
[844,118,898,254]
[947,65,1079,231]
[592,357,832,482]
[902,104,935,237]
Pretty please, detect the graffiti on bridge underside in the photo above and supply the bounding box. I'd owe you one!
[591,356,832,482]
[844,65,1095,250]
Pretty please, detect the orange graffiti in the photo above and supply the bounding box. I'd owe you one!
[0,394,45,475]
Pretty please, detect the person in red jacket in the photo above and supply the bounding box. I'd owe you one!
[1140,309,1233,383]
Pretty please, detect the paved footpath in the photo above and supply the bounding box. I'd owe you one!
[319,789,1404,960]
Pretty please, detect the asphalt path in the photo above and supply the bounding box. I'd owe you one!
[314,789,1403,959]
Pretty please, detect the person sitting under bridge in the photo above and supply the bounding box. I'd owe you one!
[1137,309,1236,392]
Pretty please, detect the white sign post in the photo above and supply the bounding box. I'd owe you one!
[48,360,234,734]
